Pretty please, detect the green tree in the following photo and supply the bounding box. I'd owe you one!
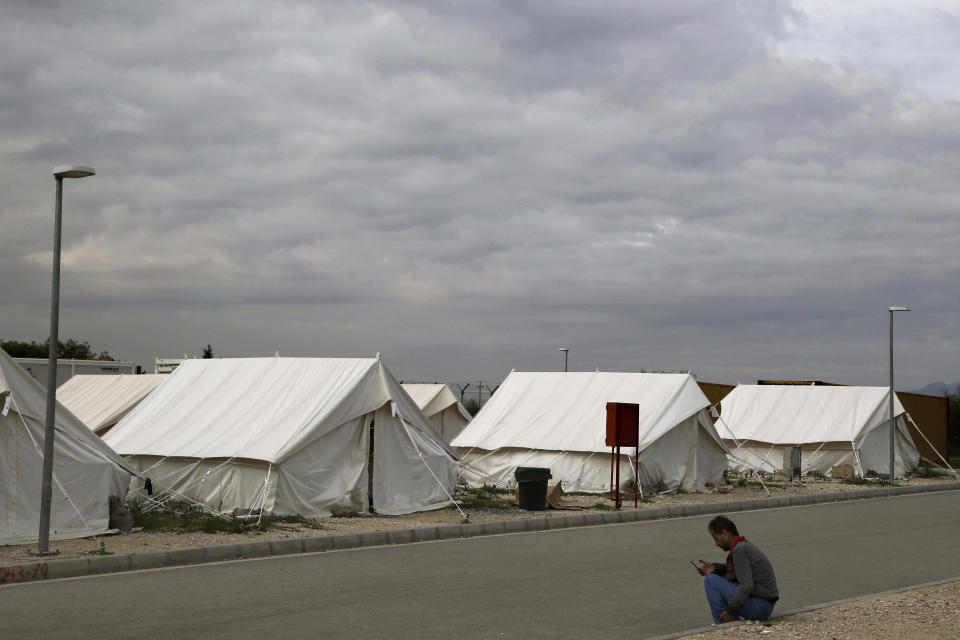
[463,398,480,415]
[1,338,113,360]
[202,344,214,359]
[1,339,47,358]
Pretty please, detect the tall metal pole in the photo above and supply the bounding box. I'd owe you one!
[888,306,909,482]
[557,347,568,372]
[889,309,894,482]
[33,165,95,555]
[36,177,64,555]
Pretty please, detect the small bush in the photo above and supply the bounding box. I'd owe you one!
[454,486,517,510]
[455,494,516,510]
[127,501,281,534]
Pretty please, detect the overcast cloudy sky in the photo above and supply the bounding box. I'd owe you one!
[2,1,958,390]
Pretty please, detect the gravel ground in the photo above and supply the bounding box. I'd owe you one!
[2,475,956,639]
[677,579,960,640]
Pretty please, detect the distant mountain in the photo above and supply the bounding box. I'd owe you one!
[913,382,959,396]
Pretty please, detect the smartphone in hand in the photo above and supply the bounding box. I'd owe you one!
[691,560,705,576]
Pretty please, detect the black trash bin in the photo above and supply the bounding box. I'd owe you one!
[514,466,552,511]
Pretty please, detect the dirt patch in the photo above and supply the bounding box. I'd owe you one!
[678,579,960,640]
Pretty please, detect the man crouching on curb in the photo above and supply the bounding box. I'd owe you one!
[697,515,779,624]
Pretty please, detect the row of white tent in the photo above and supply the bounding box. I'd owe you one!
[1,348,935,546]
[2,351,465,545]
[452,372,925,492]
[57,373,473,442]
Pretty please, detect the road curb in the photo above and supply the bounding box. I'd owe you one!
[3,482,958,586]
[643,574,960,640]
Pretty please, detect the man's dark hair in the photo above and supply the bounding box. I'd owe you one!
[708,515,739,536]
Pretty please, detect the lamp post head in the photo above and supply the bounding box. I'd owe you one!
[53,165,95,179]
[888,306,910,312]
[557,347,569,352]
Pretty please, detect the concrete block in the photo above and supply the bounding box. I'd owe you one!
[204,544,243,564]
[524,518,548,532]
[546,516,570,529]
[240,540,274,559]
[269,538,306,556]
[645,507,669,520]
[435,524,464,540]
[460,522,487,538]
[358,531,388,547]
[411,526,438,543]
[86,554,132,576]
[600,511,621,525]
[696,503,721,517]
[622,510,639,522]
[164,547,207,566]
[502,520,527,534]
[44,557,89,581]
[129,550,175,571]
[579,511,604,525]
[199,543,241,564]
[385,529,415,545]
[331,533,363,550]
[666,505,685,518]
[477,520,508,536]
[301,536,334,553]
[562,514,586,528]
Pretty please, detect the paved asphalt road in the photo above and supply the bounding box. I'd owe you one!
[3,490,959,639]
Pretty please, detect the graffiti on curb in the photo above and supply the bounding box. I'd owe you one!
[0,563,48,584]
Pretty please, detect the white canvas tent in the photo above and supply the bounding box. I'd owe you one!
[58,374,166,436]
[104,357,458,517]
[401,383,472,443]
[452,371,729,493]
[715,385,921,478]
[0,348,131,545]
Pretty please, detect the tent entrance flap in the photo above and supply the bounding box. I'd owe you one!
[371,403,459,516]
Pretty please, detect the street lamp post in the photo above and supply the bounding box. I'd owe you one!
[557,347,569,372]
[888,306,909,482]
[32,165,95,556]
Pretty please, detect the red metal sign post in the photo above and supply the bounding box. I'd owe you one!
[605,402,640,509]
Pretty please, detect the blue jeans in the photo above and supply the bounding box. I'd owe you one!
[704,574,774,624]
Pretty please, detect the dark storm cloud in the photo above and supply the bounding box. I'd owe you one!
[0,1,957,388]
